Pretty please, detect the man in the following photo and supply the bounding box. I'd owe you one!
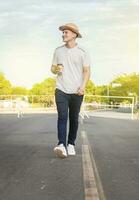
[51,23,91,158]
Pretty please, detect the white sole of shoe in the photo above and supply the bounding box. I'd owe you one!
[67,153,76,156]
[54,148,67,158]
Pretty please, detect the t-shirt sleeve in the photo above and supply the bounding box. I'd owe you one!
[52,49,58,65]
[83,50,91,67]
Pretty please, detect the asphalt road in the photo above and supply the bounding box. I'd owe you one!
[82,116,139,200]
[0,113,139,200]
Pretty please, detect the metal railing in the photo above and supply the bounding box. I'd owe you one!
[0,94,135,119]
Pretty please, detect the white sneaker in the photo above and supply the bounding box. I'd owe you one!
[67,144,76,155]
[54,144,67,158]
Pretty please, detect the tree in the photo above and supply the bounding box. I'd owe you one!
[11,86,29,95]
[84,80,96,102]
[0,72,12,95]
[95,85,107,96]
[29,78,56,106]
[29,83,42,95]
[85,80,95,94]
[30,78,56,95]
[110,73,139,97]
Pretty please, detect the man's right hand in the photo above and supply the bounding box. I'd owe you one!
[51,65,63,74]
[51,65,59,74]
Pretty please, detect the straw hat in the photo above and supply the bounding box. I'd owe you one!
[59,23,82,38]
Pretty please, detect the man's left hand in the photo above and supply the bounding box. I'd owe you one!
[76,86,85,95]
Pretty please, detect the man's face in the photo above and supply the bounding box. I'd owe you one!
[62,29,77,42]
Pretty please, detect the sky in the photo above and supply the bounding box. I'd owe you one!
[0,0,139,89]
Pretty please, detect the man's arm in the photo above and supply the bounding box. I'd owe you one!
[82,66,91,88]
[76,66,91,95]
[51,48,60,74]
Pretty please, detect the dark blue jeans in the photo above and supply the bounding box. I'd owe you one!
[55,88,84,147]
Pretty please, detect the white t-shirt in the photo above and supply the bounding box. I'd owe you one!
[52,43,91,94]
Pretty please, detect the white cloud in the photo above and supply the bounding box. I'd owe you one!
[108,23,139,30]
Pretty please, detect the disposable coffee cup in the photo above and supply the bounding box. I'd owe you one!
[57,64,64,73]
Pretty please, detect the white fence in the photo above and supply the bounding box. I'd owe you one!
[0,94,135,119]
[81,95,135,120]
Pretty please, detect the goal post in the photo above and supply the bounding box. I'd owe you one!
[80,95,135,120]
